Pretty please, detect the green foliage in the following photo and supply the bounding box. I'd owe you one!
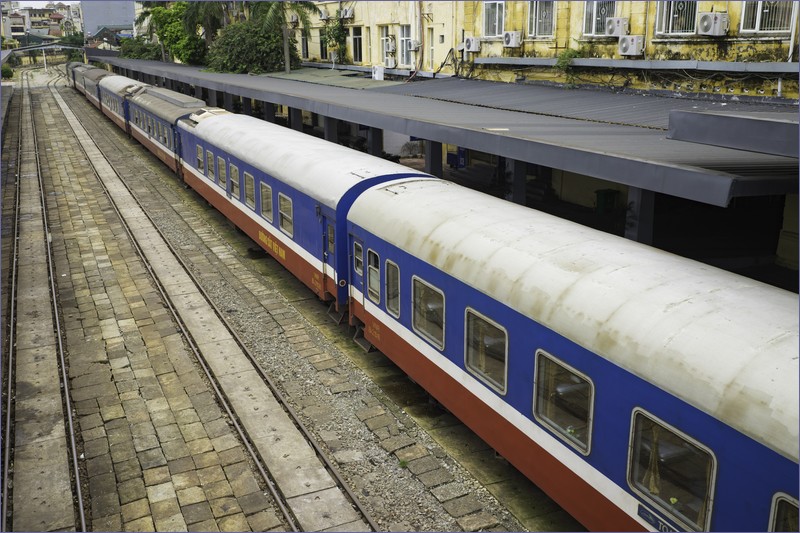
[150,2,206,65]
[555,48,582,71]
[322,14,348,63]
[119,36,162,60]
[2,64,13,79]
[206,20,300,74]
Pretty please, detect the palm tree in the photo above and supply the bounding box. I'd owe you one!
[183,1,226,48]
[134,1,162,41]
[249,1,318,35]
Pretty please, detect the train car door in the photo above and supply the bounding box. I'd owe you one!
[321,216,335,299]
[350,236,365,308]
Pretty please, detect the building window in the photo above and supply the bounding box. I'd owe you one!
[770,494,799,532]
[484,1,505,36]
[386,260,400,317]
[278,193,293,236]
[380,26,393,65]
[412,277,444,349]
[534,351,593,453]
[196,145,204,172]
[742,1,795,32]
[206,151,215,180]
[427,27,435,69]
[230,164,240,199]
[301,32,309,58]
[628,411,715,531]
[353,26,363,62]
[353,242,363,275]
[465,310,507,394]
[260,183,273,221]
[244,172,255,208]
[367,250,380,303]
[217,156,227,189]
[583,1,615,35]
[656,1,697,34]
[529,1,555,36]
[320,29,328,59]
[399,24,412,65]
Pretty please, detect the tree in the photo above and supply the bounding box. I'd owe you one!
[183,1,226,48]
[206,19,300,74]
[249,1,318,33]
[150,2,206,65]
[119,36,162,60]
[134,1,162,40]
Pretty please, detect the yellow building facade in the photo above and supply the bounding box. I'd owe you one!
[305,1,798,98]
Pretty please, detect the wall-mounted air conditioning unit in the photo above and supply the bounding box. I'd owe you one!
[385,39,396,53]
[385,57,397,68]
[289,14,298,24]
[605,17,629,36]
[697,12,729,36]
[618,35,644,56]
[319,9,329,20]
[407,39,421,51]
[465,36,481,52]
[372,65,384,81]
[340,7,354,19]
[503,30,522,47]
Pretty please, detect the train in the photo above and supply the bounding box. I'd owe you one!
[66,62,798,532]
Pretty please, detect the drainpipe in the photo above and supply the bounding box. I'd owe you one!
[779,3,798,97]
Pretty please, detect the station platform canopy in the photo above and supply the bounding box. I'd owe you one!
[91,56,798,208]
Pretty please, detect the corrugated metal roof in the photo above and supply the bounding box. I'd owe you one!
[93,58,798,207]
[372,76,796,130]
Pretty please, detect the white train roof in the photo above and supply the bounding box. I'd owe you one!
[99,74,149,97]
[349,179,799,461]
[185,113,430,209]
[131,87,205,123]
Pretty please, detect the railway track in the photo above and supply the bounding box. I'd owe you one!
[44,66,377,531]
[3,64,580,532]
[2,69,86,531]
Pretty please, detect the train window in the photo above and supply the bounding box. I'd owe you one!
[260,183,273,221]
[770,494,799,532]
[385,261,400,318]
[327,224,335,253]
[367,250,380,304]
[533,351,592,453]
[353,242,363,275]
[628,410,715,531]
[206,151,215,180]
[465,310,507,394]
[412,277,444,350]
[244,172,255,209]
[217,157,226,189]
[278,193,293,237]
[196,145,204,172]
[230,165,240,199]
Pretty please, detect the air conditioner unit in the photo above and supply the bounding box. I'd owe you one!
[503,30,522,48]
[407,39,421,51]
[289,14,298,24]
[697,12,729,36]
[385,56,397,69]
[605,17,629,36]
[319,9,329,20]
[372,65,384,81]
[340,7,354,19]
[385,39,396,53]
[464,36,481,52]
[618,35,644,56]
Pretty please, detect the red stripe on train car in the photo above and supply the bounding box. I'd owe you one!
[132,130,178,172]
[351,300,644,532]
[183,170,328,301]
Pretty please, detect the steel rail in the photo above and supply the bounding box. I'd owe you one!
[53,78,379,532]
